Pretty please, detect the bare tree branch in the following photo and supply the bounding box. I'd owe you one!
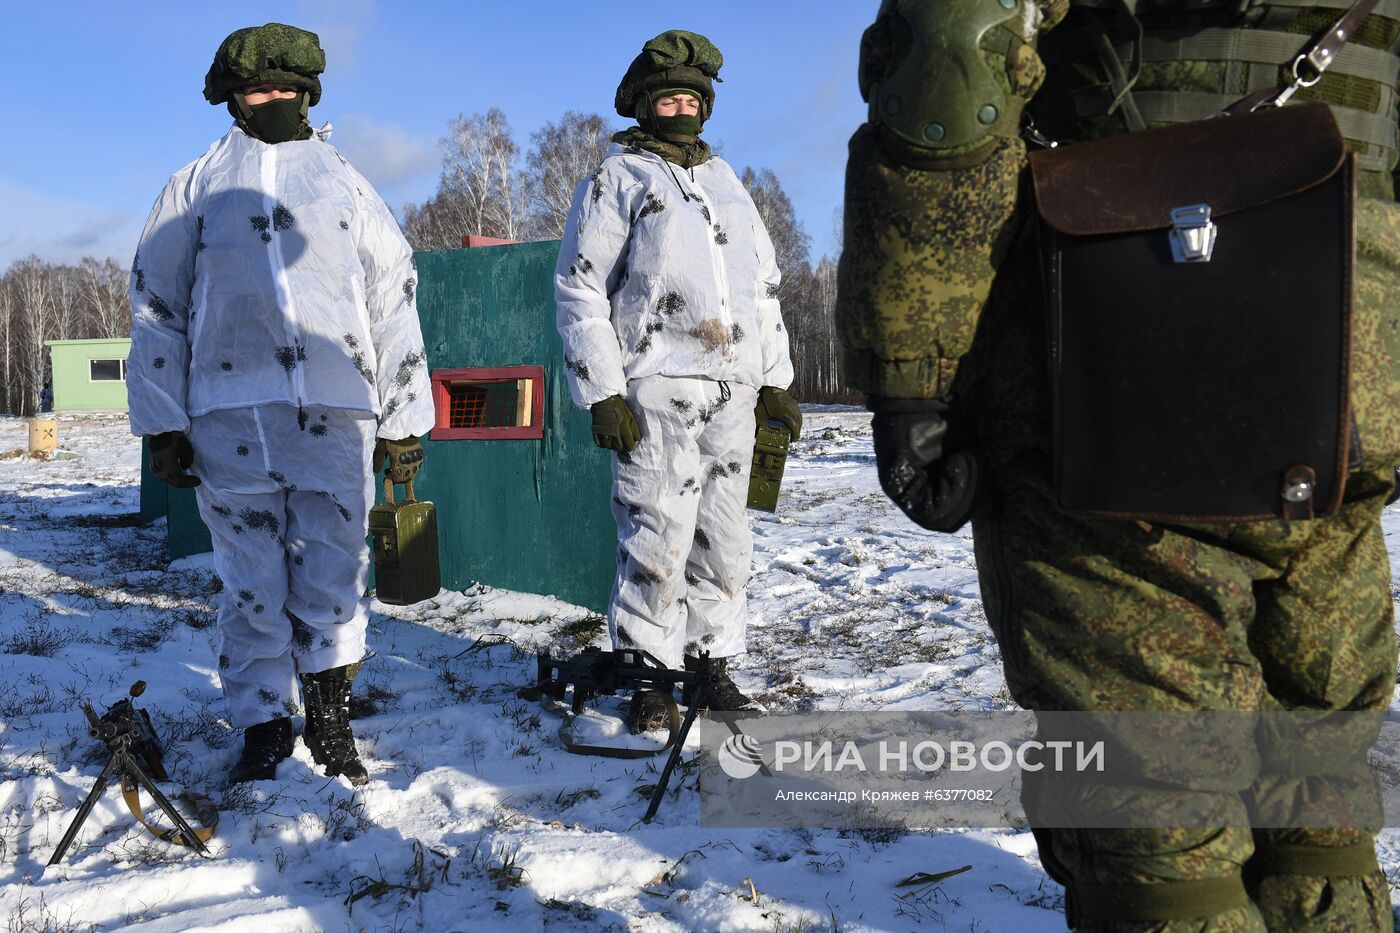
[523,112,615,241]
[404,108,525,250]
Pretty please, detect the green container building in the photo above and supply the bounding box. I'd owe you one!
[46,338,133,411]
[140,241,616,612]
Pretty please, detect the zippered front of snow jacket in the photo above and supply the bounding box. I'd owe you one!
[126,125,435,441]
[554,142,795,408]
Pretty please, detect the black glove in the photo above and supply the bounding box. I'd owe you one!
[591,395,641,452]
[373,436,424,484]
[148,431,200,489]
[755,386,802,440]
[869,395,982,533]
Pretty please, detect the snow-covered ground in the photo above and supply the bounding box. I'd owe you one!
[0,410,1395,932]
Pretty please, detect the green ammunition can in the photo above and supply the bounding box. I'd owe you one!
[369,477,441,606]
[747,422,791,513]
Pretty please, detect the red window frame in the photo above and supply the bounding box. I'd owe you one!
[430,366,546,440]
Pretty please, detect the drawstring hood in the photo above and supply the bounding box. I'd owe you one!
[665,162,693,201]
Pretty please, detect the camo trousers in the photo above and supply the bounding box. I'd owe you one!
[189,404,376,728]
[607,375,758,668]
[973,452,1396,931]
[954,215,1400,928]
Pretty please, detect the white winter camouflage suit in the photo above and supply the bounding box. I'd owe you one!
[555,142,794,668]
[127,124,435,728]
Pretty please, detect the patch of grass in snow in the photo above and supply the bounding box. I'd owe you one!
[3,879,82,933]
[155,694,235,751]
[554,786,602,809]
[0,673,61,719]
[349,676,399,719]
[107,614,175,653]
[473,839,529,889]
[342,841,454,920]
[316,794,374,842]
[2,614,78,657]
[419,651,480,704]
[540,898,598,922]
[176,606,217,631]
[551,612,607,650]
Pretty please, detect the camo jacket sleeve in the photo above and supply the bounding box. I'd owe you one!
[347,161,435,441]
[753,215,795,389]
[835,0,1066,399]
[554,159,638,408]
[126,165,199,437]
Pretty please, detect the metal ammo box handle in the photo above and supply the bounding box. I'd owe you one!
[382,476,417,505]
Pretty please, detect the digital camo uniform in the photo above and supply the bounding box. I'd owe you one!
[555,32,794,670]
[127,74,434,730]
[837,1,1400,931]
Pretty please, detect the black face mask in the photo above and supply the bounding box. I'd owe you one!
[230,92,311,144]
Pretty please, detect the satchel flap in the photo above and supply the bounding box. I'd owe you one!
[1029,102,1344,236]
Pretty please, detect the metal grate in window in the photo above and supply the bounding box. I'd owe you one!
[431,366,544,441]
[447,380,527,428]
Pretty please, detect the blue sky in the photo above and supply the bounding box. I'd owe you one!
[0,0,871,271]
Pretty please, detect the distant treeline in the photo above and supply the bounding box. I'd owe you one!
[2,109,855,417]
[0,257,128,416]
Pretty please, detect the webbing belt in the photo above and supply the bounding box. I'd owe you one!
[1070,876,1252,922]
[1249,841,1380,876]
[556,695,682,759]
[1041,3,1400,171]
[119,775,217,847]
[1140,28,1400,86]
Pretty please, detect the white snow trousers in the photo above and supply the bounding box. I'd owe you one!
[609,375,758,668]
[188,404,376,728]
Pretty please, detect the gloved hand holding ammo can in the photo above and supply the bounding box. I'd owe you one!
[125,22,436,789]
[554,29,797,713]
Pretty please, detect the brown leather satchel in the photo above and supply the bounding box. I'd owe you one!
[1028,102,1355,522]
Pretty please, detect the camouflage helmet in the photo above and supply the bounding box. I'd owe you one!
[614,30,723,120]
[204,23,326,106]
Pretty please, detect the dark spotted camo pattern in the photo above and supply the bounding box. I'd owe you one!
[204,23,325,106]
[838,1,1400,926]
[835,128,1024,398]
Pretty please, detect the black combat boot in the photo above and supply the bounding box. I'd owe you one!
[299,665,370,786]
[628,689,677,734]
[228,716,293,784]
[681,655,758,711]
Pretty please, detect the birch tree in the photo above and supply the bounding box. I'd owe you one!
[9,256,53,416]
[523,111,614,240]
[79,257,130,338]
[404,108,525,249]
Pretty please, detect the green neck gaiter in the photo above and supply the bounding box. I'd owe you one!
[613,126,713,167]
[229,93,313,144]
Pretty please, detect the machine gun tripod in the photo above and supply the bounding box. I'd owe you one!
[48,682,214,865]
[519,647,765,821]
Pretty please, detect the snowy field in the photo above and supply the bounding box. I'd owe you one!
[0,410,1396,931]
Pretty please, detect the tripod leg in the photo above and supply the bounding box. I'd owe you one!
[48,754,121,866]
[645,695,704,822]
[715,706,773,779]
[120,753,210,856]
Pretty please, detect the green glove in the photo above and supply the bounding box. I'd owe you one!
[591,395,641,452]
[373,436,424,484]
[755,386,802,441]
[148,431,200,488]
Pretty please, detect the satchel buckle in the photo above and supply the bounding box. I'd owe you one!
[1169,204,1217,263]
